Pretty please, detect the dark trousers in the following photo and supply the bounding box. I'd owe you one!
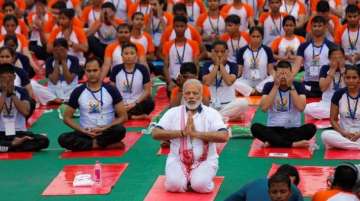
[128,98,155,117]
[58,125,126,151]
[304,81,322,98]
[251,123,317,147]
[87,36,107,59]
[0,131,49,152]
[29,41,49,61]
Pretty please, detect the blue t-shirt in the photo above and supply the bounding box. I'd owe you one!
[224,178,303,201]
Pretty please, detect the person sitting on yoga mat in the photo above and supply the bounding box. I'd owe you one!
[321,66,360,150]
[293,15,337,98]
[313,162,359,201]
[304,47,346,119]
[224,164,303,201]
[58,57,128,151]
[251,60,317,148]
[152,78,229,193]
[0,64,49,152]
[201,40,249,121]
[110,43,155,120]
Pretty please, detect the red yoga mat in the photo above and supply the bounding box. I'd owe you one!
[42,163,128,196]
[304,115,331,129]
[144,176,224,201]
[60,132,142,159]
[27,104,59,128]
[248,138,316,159]
[306,98,321,104]
[324,147,360,160]
[0,152,33,160]
[268,164,333,197]
[226,107,257,127]
[157,142,227,155]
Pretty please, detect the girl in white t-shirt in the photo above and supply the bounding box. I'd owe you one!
[322,66,360,150]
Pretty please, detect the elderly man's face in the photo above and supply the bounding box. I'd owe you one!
[183,82,202,110]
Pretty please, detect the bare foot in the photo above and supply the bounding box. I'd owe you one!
[131,114,149,120]
[292,140,310,148]
[262,142,270,148]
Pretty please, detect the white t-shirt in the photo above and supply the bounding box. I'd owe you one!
[67,84,123,129]
[319,65,345,102]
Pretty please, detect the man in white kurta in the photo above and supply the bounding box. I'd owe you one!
[152,79,229,193]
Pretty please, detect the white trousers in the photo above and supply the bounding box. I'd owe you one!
[304,101,331,119]
[31,80,57,105]
[233,76,273,96]
[219,98,249,121]
[165,158,218,193]
[322,130,360,150]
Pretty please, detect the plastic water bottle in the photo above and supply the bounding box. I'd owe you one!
[94,161,102,183]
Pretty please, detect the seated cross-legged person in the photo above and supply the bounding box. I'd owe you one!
[152,79,229,193]
[110,43,155,120]
[0,64,49,152]
[321,66,360,150]
[251,61,317,148]
[46,38,81,102]
[58,58,128,151]
[201,40,248,121]
[304,47,346,119]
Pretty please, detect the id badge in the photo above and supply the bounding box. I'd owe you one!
[96,114,107,126]
[309,66,320,77]
[214,97,221,109]
[250,69,261,80]
[3,115,16,136]
[123,86,132,94]
[153,32,161,46]
[270,28,278,36]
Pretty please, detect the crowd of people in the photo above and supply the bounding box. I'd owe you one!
[0,0,360,200]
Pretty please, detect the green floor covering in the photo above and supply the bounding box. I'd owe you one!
[0,101,358,201]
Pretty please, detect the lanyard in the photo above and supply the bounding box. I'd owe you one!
[87,86,103,107]
[279,90,291,112]
[139,5,149,15]
[175,42,187,64]
[250,47,260,68]
[151,16,161,34]
[348,27,360,50]
[230,37,241,54]
[208,15,220,34]
[332,72,341,90]
[271,15,282,35]
[3,98,13,116]
[91,9,99,22]
[124,69,136,93]
[187,4,194,20]
[312,42,324,59]
[111,0,120,9]
[284,2,295,15]
[347,91,359,120]
[215,65,222,89]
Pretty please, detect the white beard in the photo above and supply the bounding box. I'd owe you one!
[184,100,201,110]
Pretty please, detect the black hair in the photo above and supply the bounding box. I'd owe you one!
[53,38,69,49]
[3,1,15,10]
[121,43,138,54]
[60,8,75,19]
[0,46,16,57]
[132,12,145,20]
[282,15,296,27]
[3,15,18,26]
[211,40,228,50]
[117,23,131,32]
[316,0,330,13]
[35,0,48,5]
[346,4,360,15]
[345,65,360,76]
[173,3,187,14]
[275,60,292,70]
[249,26,264,38]
[51,1,67,10]
[85,56,103,69]
[225,14,241,25]
[276,164,300,186]
[173,15,188,24]
[333,165,358,191]
[4,34,18,47]
[268,173,291,190]
[311,15,327,25]
[101,2,117,11]
[0,63,15,74]
[180,62,197,75]
[328,46,345,59]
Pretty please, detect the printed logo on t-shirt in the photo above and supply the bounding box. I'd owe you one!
[276,96,289,112]
[88,100,101,114]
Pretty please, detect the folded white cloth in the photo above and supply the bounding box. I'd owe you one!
[72,174,94,187]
